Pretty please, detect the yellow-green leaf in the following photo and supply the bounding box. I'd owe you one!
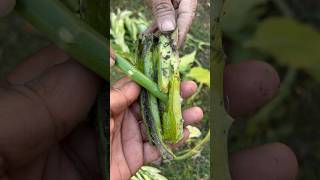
[248,17,320,81]
[186,67,210,87]
[179,51,196,72]
[186,125,202,139]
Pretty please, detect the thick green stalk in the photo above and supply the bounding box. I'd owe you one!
[15,0,167,104]
[16,0,108,80]
[138,35,175,160]
[211,0,233,179]
[115,55,168,102]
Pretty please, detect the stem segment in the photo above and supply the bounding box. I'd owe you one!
[115,55,168,102]
[15,0,168,103]
[211,0,233,179]
[15,0,108,80]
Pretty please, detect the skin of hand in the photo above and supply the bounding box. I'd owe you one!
[145,0,197,46]
[109,46,203,179]
[0,45,298,180]
[0,4,297,180]
[110,77,203,180]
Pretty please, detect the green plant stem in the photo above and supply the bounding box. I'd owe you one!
[174,131,210,161]
[115,55,168,102]
[15,0,108,80]
[16,0,167,103]
[211,0,233,179]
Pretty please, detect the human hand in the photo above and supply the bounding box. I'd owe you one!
[110,77,203,180]
[0,44,298,180]
[0,45,103,179]
[223,61,298,180]
[0,0,15,17]
[145,0,197,46]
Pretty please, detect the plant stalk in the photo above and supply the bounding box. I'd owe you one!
[15,0,108,80]
[115,55,168,102]
[174,130,210,161]
[211,0,233,179]
[15,0,167,103]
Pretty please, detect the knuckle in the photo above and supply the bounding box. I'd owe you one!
[111,87,130,109]
[153,1,175,17]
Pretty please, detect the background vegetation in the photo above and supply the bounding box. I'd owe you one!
[111,1,210,179]
[224,0,320,179]
[0,0,320,179]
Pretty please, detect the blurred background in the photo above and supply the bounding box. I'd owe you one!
[1,0,320,179]
[224,0,320,179]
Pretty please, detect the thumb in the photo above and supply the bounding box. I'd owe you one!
[0,0,15,17]
[152,0,176,32]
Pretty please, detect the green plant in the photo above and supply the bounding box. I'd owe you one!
[14,0,210,178]
[211,0,234,179]
[110,9,210,179]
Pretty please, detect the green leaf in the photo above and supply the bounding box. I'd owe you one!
[132,166,168,180]
[110,10,131,52]
[248,17,320,81]
[141,166,161,174]
[179,51,196,72]
[131,176,140,180]
[125,16,139,41]
[186,67,210,87]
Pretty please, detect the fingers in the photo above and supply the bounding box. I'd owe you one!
[110,78,141,115]
[112,76,132,89]
[143,143,160,164]
[0,60,100,168]
[0,0,15,17]
[182,107,203,126]
[180,80,197,98]
[7,45,69,84]
[176,0,197,46]
[170,129,190,148]
[121,110,144,174]
[61,124,101,179]
[143,21,158,34]
[143,129,190,162]
[151,0,176,32]
[230,143,298,180]
[26,61,101,139]
[224,60,280,117]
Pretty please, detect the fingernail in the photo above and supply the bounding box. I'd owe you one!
[160,19,175,32]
